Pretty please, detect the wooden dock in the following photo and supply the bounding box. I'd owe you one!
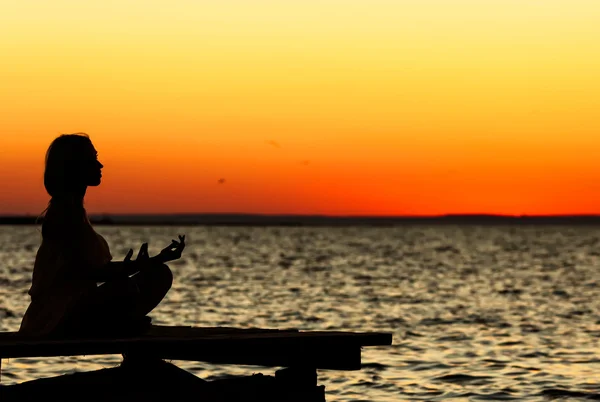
[0,326,392,401]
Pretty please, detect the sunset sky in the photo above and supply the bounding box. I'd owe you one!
[1,0,599,216]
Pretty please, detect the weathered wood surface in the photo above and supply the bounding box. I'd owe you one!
[0,326,392,370]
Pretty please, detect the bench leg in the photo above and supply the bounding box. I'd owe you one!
[275,367,325,402]
[276,367,317,387]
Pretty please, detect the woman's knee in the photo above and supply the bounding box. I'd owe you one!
[152,262,173,289]
[134,261,173,298]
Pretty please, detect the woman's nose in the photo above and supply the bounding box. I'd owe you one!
[97,160,104,169]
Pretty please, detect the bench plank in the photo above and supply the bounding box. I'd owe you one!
[0,326,392,370]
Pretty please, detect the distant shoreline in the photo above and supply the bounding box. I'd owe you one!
[2,214,600,226]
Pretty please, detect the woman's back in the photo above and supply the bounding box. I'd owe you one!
[20,221,112,336]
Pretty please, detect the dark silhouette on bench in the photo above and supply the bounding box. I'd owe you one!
[19,133,185,338]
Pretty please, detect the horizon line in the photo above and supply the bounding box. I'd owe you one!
[3,212,600,219]
[3,213,600,227]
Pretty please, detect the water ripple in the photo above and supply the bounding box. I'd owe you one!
[2,225,600,401]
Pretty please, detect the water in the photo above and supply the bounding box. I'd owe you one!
[1,224,600,401]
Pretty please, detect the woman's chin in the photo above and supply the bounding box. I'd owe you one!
[89,177,102,186]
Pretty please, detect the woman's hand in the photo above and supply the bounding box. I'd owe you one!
[157,235,186,263]
[124,243,149,262]
[119,243,151,277]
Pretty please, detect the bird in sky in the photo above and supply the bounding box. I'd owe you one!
[265,140,281,148]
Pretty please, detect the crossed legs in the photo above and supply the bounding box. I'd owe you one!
[62,261,173,336]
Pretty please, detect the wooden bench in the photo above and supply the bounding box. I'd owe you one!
[0,325,392,383]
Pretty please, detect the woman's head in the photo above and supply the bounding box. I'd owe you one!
[44,133,103,199]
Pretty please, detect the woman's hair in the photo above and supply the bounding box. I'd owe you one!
[39,133,93,238]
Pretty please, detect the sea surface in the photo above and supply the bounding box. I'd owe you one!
[1,224,600,401]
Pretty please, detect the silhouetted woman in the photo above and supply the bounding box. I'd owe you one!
[19,133,185,337]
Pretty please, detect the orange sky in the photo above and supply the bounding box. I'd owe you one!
[1,0,600,216]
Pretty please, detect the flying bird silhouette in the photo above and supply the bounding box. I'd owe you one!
[265,140,281,148]
[218,178,226,184]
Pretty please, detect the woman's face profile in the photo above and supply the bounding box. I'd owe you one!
[83,143,103,187]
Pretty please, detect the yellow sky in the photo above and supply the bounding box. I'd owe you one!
[1,1,600,215]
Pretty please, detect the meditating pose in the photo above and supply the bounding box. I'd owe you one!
[19,133,185,337]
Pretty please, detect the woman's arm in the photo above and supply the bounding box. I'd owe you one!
[75,236,185,283]
[85,248,166,282]
[85,260,145,282]
[86,241,154,282]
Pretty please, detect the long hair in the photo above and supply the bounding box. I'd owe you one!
[40,133,93,239]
